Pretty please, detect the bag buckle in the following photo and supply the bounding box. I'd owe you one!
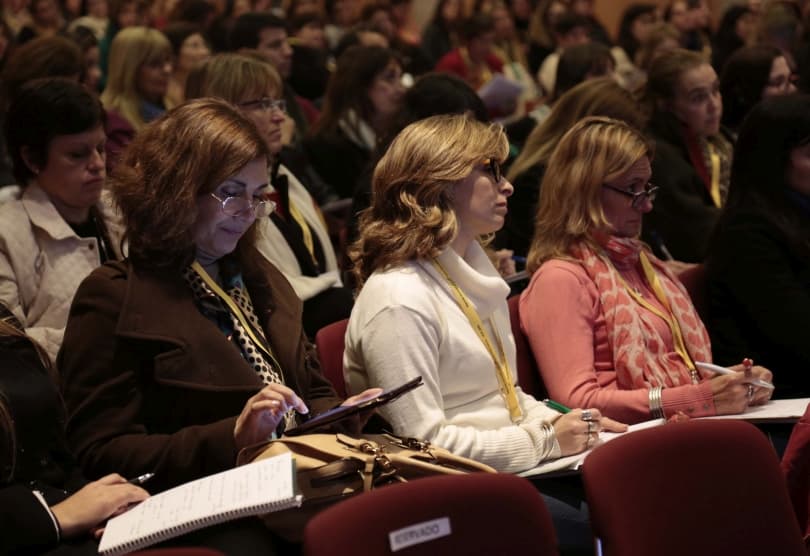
[384,433,432,452]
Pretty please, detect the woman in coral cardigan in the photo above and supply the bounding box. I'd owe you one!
[520,116,773,425]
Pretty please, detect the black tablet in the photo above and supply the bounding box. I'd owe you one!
[285,376,423,436]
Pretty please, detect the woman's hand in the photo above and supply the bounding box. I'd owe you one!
[491,249,517,278]
[726,363,774,406]
[552,408,627,456]
[340,387,384,407]
[50,474,149,539]
[339,388,384,431]
[709,372,751,415]
[234,384,309,449]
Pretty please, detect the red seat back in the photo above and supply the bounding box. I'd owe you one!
[782,401,810,547]
[303,473,559,556]
[314,318,349,398]
[583,420,806,556]
[507,295,546,399]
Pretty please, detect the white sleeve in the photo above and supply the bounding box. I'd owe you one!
[356,304,561,473]
[30,490,61,542]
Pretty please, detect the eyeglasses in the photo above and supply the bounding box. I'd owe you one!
[765,73,798,91]
[603,182,659,208]
[237,98,287,113]
[482,158,502,183]
[210,192,276,217]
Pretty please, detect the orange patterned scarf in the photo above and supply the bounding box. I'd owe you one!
[572,236,712,389]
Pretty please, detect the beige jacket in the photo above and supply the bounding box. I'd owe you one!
[0,184,124,362]
[254,164,342,301]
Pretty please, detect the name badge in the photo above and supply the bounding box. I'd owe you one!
[389,517,451,552]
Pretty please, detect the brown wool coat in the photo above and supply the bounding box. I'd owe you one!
[58,254,342,493]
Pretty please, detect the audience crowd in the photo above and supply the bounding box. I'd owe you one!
[1,0,810,554]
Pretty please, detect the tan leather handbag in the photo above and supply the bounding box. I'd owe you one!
[237,433,496,541]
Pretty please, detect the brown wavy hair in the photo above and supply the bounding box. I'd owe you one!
[111,98,270,272]
[350,114,508,287]
[185,52,282,105]
[526,116,652,273]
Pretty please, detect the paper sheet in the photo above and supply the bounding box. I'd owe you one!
[701,397,809,423]
[518,418,666,478]
[99,453,299,555]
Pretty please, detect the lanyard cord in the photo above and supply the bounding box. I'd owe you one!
[707,142,722,208]
[191,261,284,373]
[431,259,523,423]
[287,200,317,264]
[610,252,700,384]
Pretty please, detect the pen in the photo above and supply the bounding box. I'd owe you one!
[543,399,571,413]
[694,361,775,390]
[127,473,155,486]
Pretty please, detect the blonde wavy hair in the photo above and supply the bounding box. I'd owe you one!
[350,114,508,287]
[526,116,652,273]
[185,52,282,105]
[507,77,644,183]
[101,26,172,131]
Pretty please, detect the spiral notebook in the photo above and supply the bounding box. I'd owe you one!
[98,452,301,555]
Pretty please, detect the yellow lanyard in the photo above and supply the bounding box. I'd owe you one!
[707,142,722,208]
[287,200,317,264]
[191,261,284,373]
[431,259,523,423]
[611,252,700,385]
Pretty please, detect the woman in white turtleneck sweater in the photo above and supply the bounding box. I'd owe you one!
[343,114,625,475]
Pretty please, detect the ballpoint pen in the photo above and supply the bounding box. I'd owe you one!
[127,473,155,486]
[694,361,775,390]
[542,399,572,414]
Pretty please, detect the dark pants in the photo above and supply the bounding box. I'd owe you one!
[531,474,595,556]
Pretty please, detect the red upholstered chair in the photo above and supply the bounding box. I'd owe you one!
[507,295,547,400]
[314,318,349,398]
[782,401,810,548]
[676,263,708,321]
[303,473,559,556]
[582,420,806,556]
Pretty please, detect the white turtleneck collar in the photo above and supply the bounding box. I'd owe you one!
[420,241,510,319]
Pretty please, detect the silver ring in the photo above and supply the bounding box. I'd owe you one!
[587,420,594,434]
[747,384,755,401]
[581,409,593,422]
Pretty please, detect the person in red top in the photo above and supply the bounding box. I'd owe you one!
[435,13,503,92]
[519,116,773,424]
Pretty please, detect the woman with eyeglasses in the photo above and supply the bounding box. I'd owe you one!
[58,99,381,505]
[720,45,796,137]
[345,114,623,553]
[520,116,773,425]
[186,53,354,338]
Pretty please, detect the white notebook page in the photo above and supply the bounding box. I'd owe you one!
[99,452,299,554]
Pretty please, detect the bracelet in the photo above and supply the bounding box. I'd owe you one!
[648,386,665,419]
[541,422,562,460]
